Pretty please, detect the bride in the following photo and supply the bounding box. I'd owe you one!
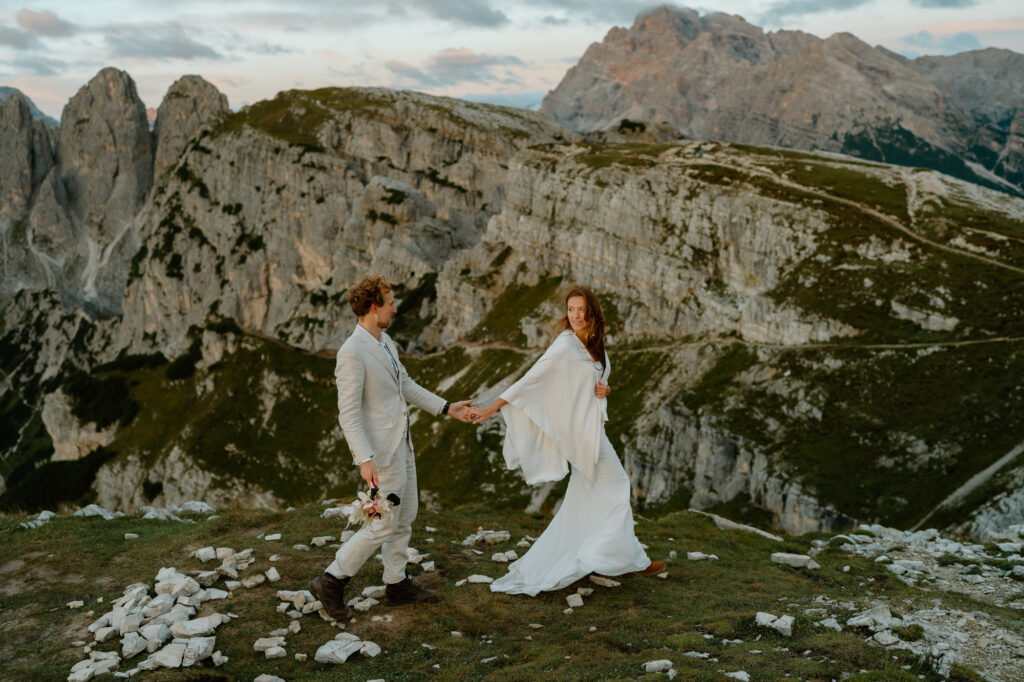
[467,284,665,595]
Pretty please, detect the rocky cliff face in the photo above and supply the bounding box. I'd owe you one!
[152,75,230,182]
[541,6,1023,196]
[424,141,1024,534]
[113,87,569,358]
[1,70,1021,540]
[24,67,153,314]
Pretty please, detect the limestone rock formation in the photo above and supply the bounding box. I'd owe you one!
[153,76,229,181]
[114,87,570,358]
[541,6,1022,195]
[0,91,56,296]
[21,68,153,312]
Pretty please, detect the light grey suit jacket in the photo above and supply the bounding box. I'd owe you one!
[335,327,447,468]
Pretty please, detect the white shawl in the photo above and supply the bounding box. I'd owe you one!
[499,330,610,486]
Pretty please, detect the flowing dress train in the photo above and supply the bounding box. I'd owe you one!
[490,431,650,595]
[489,330,650,595]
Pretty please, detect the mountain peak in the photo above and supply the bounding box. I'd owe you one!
[0,86,57,126]
[541,7,1024,195]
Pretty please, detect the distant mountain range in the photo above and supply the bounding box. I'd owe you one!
[542,5,1024,196]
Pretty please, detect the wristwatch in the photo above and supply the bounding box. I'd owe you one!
[441,400,450,415]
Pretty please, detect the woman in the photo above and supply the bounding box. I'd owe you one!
[467,285,665,596]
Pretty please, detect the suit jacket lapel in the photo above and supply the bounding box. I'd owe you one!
[355,329,399,386]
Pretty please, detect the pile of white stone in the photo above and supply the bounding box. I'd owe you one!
[69,569,233,680]
[815,523,1024,679]
[820,523,1024,609]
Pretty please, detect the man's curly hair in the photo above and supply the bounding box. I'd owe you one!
[347,274,391,317]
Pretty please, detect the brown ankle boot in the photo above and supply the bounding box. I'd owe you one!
[385,576,438,605]
[309,572,354,620]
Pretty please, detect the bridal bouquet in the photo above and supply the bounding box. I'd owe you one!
[344,487,401,527]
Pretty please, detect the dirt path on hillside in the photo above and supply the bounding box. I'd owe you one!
[911,440,1024,531]
[692,159,1024,276]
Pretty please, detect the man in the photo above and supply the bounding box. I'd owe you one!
[309,274,472,619]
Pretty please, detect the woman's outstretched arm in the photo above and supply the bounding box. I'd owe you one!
[468,398,506,424]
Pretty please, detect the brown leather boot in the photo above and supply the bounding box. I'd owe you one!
[385,576,439,605]
[309,572,353,620]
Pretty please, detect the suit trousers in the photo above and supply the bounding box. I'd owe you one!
[326,438,418,585]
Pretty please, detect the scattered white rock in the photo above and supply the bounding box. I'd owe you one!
[124,533,139,540]
[68,600,85,609]
[687,552,719,561]
[254,636,286,652]
[643,659,674,673]
[422,561,436,572]
[566,594,584,608]
[771,552,817,569]
[264,646,286,659]
[467,574,493,584]
[20,510,56,529]
[353,598,379,612]
[74,504,124,520]
[723,672,751,681]
[242,574,266,588]
[264,533,281,541]
[152,642,186,668]
[589,575,620,588]
[360,641,382,657]
[121,632,147,659]
[315,638,364,663]
[192,547,216,563]
[265,567,281,583]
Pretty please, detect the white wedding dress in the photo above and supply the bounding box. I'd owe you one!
[490,331,650,596]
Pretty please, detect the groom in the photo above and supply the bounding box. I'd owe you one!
[309,274,472,619]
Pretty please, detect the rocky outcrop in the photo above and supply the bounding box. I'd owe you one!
[542,6,1022,194]
[18,68,153,313]
[153,76,229,181]
[0,91,56,298]
[113,87,570,358]
[42,389,117,461]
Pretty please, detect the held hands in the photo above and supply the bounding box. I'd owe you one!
[595,381,611,399]
[468,398,506,424]
[447,400,473,423]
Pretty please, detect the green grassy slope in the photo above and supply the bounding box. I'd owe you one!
[0,505,1003,681]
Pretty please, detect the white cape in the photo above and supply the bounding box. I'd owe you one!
[499,331,609,486]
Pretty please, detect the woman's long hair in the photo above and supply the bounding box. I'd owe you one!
[557,284,606,370]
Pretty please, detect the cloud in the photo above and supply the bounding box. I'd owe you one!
[410,0,509,27]
[0,25,41,50]
[520,1,668,25]
[386,48,524,88]
[909,0,977,7]
[900,29,983,55]
[2,54,68,76]
[104,24,222,60]
[16,9,77,37]
[761,0,874,25]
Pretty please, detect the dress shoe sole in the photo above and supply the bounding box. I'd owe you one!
[386,591,439,606]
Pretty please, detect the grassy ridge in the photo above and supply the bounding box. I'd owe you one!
[0,505,1002,680]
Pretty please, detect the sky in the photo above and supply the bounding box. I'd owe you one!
[2,1,1022,121]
